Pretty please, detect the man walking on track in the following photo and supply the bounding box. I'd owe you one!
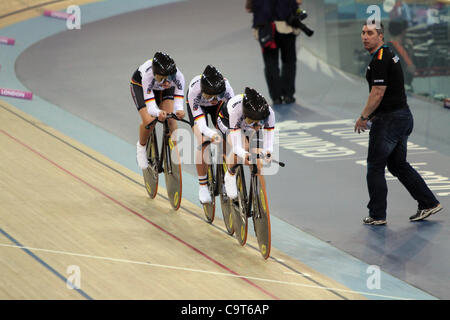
[354,21,442,225]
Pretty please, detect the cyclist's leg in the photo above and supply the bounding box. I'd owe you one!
[188,103,211,201]
[224,132,250,198]
[225,134,238,169]
[138,109,155,145]
[131,82,154,143]
[131,82,156,168]
[188,104,208,176]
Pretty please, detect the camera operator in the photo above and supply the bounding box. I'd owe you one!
[245,0,306,105]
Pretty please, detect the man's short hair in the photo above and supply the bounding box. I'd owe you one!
[364,20,385,35]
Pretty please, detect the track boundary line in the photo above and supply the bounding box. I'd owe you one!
[0,127,280,300]
[0,229,93,300]
[0,102,351,299]
[0,242,412,300]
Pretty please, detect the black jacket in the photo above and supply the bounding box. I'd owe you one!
[249,0,299,27]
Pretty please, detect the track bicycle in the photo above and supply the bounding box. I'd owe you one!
[229,131,285,259]
[143,113,190,210]
[199,139,234,235]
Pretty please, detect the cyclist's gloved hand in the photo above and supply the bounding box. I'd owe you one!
[175,110,185,119]
[158,110,167,121]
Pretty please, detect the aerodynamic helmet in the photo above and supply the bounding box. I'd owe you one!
[201,65,226,96]
[242,87,270,120]
[152,52,177,76]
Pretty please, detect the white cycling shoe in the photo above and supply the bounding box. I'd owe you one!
[199,185,212,204]
[224,171,238,199]
[136,141,148,169]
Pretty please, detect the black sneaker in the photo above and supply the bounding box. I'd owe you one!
[409,204,443,222]
[273,98,283,105]
[363,216,387,225]
[283,96,296,104]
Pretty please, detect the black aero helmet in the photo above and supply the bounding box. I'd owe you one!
[152,52,177,76]
[243,87,270,120]
[201,65,225,95]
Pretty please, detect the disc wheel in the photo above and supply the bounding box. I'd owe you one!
[252,175,271,259]
[219,162,234,235]
[143,130,158,199]
[231,166,248,246]
[164,136,182,210]
[202,164,216,223]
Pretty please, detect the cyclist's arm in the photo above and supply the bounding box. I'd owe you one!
[195,114,217,139]
[142,76,160,117]
[187,89,216,139]
[217,116,229,136]
[228,97,248,159]
[230,128,247,159]
[173,70,185,112]
[263,128,274,153]
[263,107,276,153]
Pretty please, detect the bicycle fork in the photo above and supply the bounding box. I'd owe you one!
[248,164,260,219]
[148,131,161,178]
[159,121,173,175]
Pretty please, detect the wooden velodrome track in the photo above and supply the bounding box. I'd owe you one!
[0,0,368,300]
[0,102,365,300]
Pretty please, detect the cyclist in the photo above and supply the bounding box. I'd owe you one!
[187,65,235,203]
[217,87,275,199]
[130,51,185,169]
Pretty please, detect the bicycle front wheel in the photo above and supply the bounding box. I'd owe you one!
[164,136,182,210]
[143,130,158,199]
[252,174,271,259]
[231,165,248,246]
[202,164,215,223]
[219,162,234,235]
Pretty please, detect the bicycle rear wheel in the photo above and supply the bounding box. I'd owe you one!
[252,174,271,259]
[164,136,182,210]
[202,164,215,223]
[231,165,248,246]
[219,162,234,235]
[143,130,158,199]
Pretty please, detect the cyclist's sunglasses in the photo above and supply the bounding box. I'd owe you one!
[155,73,176,83]
[245,118,265,127]
[202,91,225,102]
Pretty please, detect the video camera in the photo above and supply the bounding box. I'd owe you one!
[286,8,314,37]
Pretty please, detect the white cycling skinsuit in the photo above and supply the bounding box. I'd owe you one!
[137,59,185,116]
[218,94,275,159]
[187,74,234,138]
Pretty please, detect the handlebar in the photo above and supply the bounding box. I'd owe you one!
[145,113,191,129]
[199,139,285,168]
[249,152,285,168]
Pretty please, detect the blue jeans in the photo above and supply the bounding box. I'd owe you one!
[367,107,439,220]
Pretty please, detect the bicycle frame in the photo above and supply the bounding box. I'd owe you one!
[146,113,190,174]
[143,113,190,209]
[246,164,259,218]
